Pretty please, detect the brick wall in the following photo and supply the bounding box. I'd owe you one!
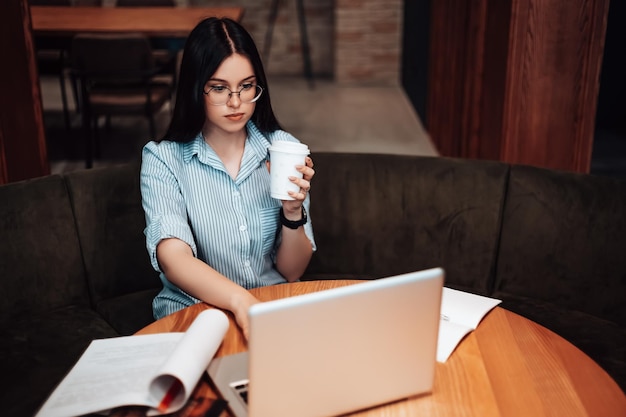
[335,0,403,85]
[180,0,402,86]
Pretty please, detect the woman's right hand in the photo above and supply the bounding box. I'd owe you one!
[230,291,261,340]
[156,238,262,339]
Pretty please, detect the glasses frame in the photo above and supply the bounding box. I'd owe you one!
[203,84,264,106]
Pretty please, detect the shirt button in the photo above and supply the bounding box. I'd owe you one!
[239,225,247,231]
[244,260,251,267]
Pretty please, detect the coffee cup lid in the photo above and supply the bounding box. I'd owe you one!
[269,141,310,154]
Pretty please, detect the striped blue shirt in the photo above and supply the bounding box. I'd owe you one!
[140,121,316,319]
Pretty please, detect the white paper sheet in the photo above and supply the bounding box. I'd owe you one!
[35,309,229,417]
[436,287,501,362]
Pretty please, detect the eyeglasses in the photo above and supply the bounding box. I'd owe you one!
[204,84,264,106]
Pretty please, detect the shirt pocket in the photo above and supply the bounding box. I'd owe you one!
[259,206,280,255]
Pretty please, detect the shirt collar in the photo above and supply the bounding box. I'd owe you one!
[182,133,204,164]
[181,122,272,180]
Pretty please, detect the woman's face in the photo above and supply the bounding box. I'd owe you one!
[203,53,258,136]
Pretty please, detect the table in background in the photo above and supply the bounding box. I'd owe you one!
[137,280,626,417]
[30,5,243,148]
[30,6,244,37]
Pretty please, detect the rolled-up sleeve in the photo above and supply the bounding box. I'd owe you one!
[141,143,198,272]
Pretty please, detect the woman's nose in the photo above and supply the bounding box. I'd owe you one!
[227,92,242,107]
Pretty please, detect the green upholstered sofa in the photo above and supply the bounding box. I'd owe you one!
[1,153,624,416]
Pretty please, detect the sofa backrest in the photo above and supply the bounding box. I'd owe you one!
[305,153,509,295]
[64,163,160,310]
[493,165,626,326]
[0,175,89,320]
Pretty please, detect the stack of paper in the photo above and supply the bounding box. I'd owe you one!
[437,287,502,362]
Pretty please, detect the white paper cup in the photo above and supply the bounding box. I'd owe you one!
[268,141,310,200]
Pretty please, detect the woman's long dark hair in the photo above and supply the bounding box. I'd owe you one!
[159,17,281,142]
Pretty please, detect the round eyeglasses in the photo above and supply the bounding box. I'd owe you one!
[204,84,264,106]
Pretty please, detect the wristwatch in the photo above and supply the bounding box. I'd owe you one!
[280,206,307,229]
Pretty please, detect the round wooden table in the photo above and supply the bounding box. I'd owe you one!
[137,280,626,417]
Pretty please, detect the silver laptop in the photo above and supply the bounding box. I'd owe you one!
[207,267,444,417]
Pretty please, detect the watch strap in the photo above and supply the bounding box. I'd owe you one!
[280,206,307,229]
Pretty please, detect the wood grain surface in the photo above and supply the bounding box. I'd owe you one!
[137,280,626,416]
[30,6,244,37]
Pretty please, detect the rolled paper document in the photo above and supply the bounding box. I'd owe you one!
[268,141,310,200]
[149,309,229,413]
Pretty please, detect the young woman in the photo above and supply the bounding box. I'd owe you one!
[140,17,315,339]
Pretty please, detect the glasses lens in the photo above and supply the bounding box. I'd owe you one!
[208,85,263,105]
[242,85,263,103]
[207,86,229,105]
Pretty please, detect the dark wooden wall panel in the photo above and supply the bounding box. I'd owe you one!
[476,0,512,161]
[502,0,609,172]
[427,0,475,158]
[427,0,609,173]
[0,0,49,184]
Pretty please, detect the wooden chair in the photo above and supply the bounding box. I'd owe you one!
[264,0,314,89]
[31,0,74,130]
[70,33,173,168]
[31,0,105,130]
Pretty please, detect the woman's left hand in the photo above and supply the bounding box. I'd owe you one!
[283,156,315,215]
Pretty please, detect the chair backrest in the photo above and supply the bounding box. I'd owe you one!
[74,0,103,5]
[304,153,509,295]
[70,33,155,84]
[29,0,72,5]
[64,163,160,305]
[0,175,90,321]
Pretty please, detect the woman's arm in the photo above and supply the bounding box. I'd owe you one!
[275,218,313,281]
[275,157,315,281]
[156,238,259,339]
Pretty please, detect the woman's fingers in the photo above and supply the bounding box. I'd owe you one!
[296,161,315,181]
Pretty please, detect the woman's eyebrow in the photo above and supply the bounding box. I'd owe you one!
[208,75,256,83]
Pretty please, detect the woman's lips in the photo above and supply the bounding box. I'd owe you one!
[225,113,244,121]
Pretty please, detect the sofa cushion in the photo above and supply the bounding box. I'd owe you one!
[496,294,626,392]
[0,306,119,417]
[0,175,89,319]
[306,153,509,294]
[97,287,161,335]
[64,163,161,332]
[494,165,626,326]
